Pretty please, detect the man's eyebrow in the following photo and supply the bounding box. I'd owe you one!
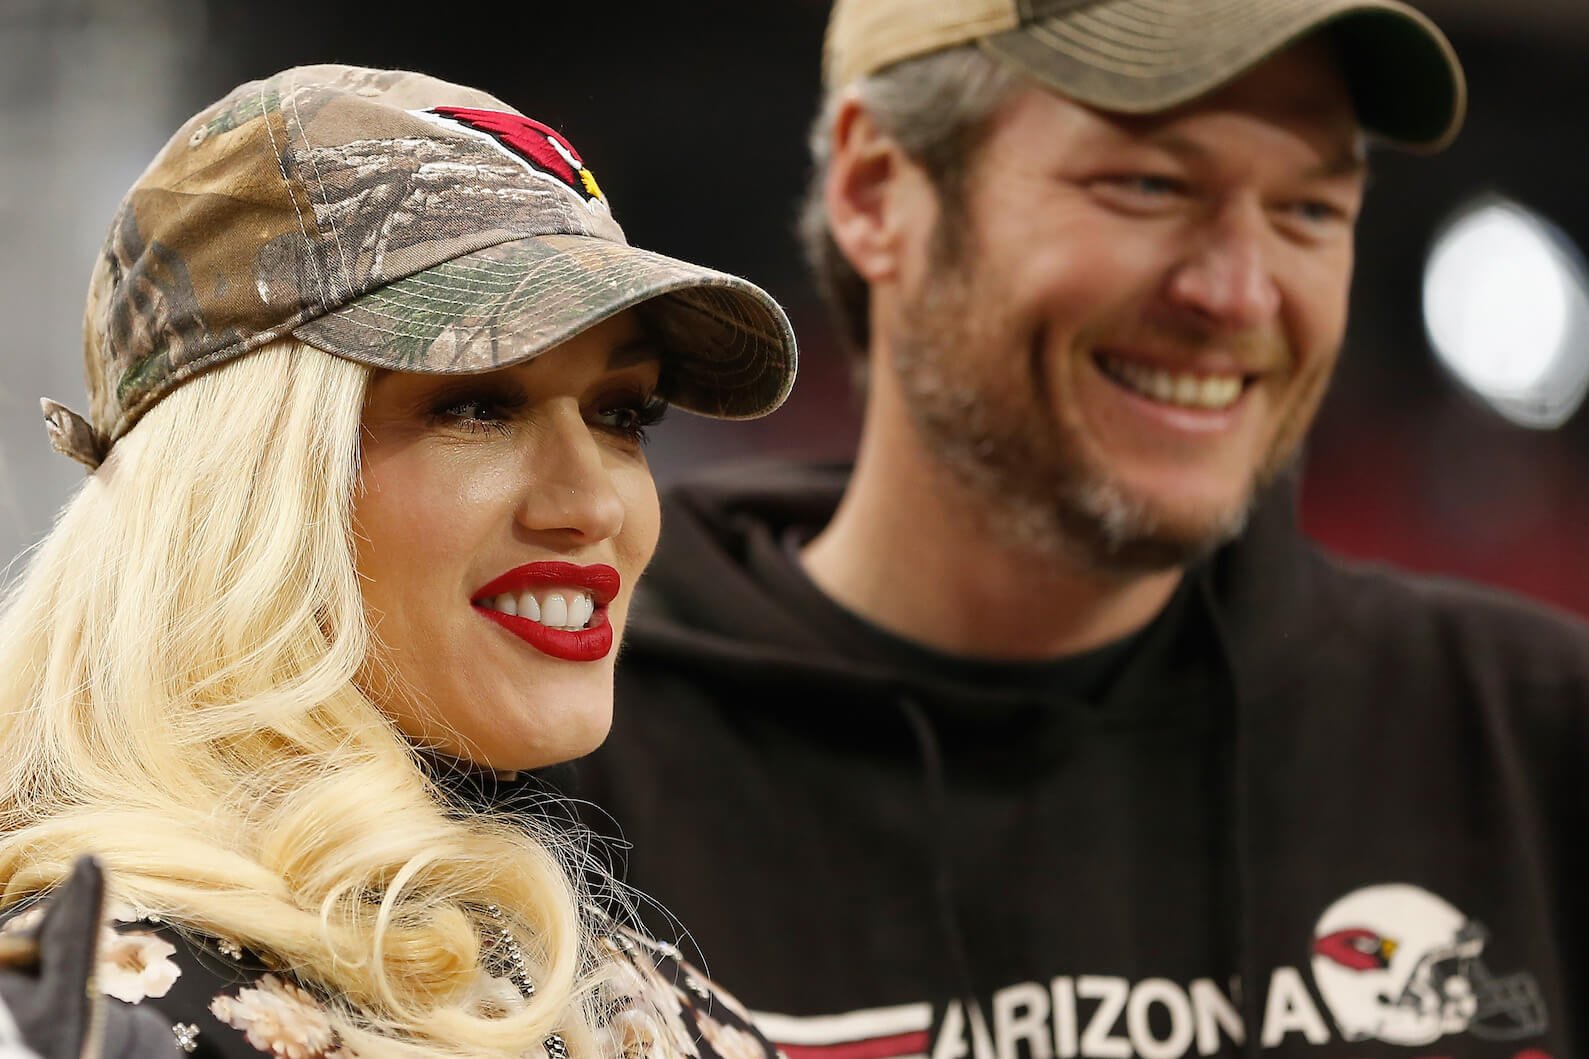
[1308,139,1370,180]
[1146,130,1368,181]
[1142,131,1209,162]
[606,336,665,369]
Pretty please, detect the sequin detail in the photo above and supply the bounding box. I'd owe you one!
[172,1022,200,1053]
[481,903,569,1059]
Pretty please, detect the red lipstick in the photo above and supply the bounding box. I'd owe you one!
[472,562,621,663]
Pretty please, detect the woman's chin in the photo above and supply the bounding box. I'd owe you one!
[462,713,614,774]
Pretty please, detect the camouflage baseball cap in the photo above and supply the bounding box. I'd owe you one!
[42,64,798,470]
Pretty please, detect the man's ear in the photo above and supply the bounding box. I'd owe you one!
[824,95,914,285]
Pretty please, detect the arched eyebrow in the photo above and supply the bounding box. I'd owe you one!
[606,336,664,370]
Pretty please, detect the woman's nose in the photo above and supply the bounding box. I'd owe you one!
[513,402,626,545]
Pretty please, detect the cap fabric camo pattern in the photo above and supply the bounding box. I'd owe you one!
[43,64,798,470]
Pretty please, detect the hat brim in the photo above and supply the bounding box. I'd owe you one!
[980,0,1466,152]
[292,233,798,420]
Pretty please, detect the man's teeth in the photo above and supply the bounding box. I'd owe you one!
[485,590,595,631]
[1100,356,1244,410]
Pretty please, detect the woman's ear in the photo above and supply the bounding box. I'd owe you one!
[823,96,915,285]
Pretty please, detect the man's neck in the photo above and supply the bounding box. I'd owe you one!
[801,412,1182,661]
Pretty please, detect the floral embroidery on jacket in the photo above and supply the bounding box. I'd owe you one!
[0,905,43,936]
[98,928,181,1003]
[209,974,348,1058]
[0,898,181,1004]
[2,897,776,1059]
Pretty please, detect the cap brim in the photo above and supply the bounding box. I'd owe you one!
[293,234,798,420]
[980,0,1466,152]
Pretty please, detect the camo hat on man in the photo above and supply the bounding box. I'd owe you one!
[43,64,798,470]
[825,0,1466,152]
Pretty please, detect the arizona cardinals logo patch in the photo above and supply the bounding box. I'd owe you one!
[414,106,607,209]
[1311,883,1548,1046]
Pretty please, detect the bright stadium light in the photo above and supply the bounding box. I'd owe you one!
[1423,196,1589,429]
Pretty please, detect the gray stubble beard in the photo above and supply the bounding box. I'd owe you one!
[888,255,1258,579]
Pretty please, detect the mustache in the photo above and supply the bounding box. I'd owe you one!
[1085,321,1294,371]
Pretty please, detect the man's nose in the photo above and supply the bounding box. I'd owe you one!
[514,404,626,545]
[1165,202,1282,332]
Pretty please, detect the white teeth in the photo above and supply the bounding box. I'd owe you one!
[518,592,541,623]
[1199,376,1239,406]
[1100,355,1244,411]
[482,588,595,631]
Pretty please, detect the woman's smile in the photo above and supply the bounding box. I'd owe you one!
[473,560,621,661]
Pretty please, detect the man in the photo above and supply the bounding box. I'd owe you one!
[561,2,1586,1057]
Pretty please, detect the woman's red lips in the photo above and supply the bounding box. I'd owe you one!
[472,562,621,663]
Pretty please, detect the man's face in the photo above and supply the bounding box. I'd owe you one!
[886,41,1366,571]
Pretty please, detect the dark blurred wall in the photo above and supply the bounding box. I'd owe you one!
[1304,28,1589,613]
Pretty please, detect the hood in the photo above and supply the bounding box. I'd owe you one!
[631,461,850,656]
[624,461,950,699]
[626,458,1319,706]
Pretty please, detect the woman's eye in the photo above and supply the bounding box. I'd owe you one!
[432,396,514,435]
[594,393,668,445]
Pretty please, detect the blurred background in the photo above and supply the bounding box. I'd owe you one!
[3,0,1586,614]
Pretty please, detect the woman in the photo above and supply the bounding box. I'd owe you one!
[0,65,796,1059]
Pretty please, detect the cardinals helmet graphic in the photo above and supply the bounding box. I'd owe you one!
[1311,884,1547,1046]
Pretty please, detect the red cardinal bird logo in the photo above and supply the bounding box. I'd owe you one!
[420,106,606,206]
[1313,927,1398,971]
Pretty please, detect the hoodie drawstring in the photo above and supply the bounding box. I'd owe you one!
[897,694,985,1038]
[1232,691,1262,1058]
[1199,572,1262,1059]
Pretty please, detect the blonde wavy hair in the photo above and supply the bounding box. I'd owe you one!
[0,340,618,1057]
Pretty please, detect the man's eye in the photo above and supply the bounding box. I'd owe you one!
[1114,175,1187,196]
[1289,200,1346,224]
[1091,174,1191,213]
[594,394,669,444]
